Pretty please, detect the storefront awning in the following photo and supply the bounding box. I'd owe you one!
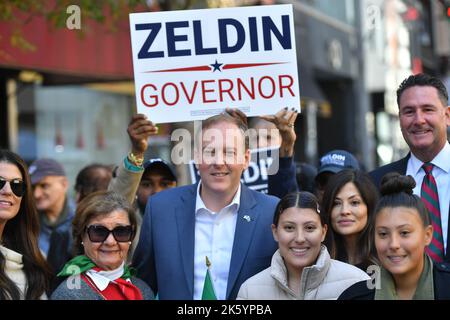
[0,15,134,84]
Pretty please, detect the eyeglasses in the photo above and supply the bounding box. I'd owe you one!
[0,177,26,197]
[86,225,133,243]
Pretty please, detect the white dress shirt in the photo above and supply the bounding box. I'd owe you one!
[406,142,450,252]
[193,182,241,300]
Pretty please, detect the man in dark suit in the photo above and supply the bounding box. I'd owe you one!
[132,113,279,299]
[370,73,450,261]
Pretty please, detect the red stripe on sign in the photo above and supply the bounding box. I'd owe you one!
[146,66,211,72]
[223,62,287,69]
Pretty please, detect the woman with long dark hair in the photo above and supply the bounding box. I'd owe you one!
[0,149,52,299]
[322,169,379,271]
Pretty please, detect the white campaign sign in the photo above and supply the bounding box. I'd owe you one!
[129,4,300,124]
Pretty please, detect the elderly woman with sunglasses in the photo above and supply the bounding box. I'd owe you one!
[51,190,153,300]
[0,150,52,299]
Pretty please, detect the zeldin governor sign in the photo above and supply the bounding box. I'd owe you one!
[129,4,300,123]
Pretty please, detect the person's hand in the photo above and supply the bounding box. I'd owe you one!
[225,108,248,126]
[260,107,298,157]
[127,114,158,158]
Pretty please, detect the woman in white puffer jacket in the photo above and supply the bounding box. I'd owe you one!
[237,192,370,300]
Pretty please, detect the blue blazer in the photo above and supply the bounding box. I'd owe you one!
[369,154,450,262]
[132,183,279,300]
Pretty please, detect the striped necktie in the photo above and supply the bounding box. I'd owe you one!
[421,163,444,262]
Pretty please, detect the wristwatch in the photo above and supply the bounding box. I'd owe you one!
[128,152,144,167]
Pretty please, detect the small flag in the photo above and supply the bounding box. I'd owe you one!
[201,256,217,300]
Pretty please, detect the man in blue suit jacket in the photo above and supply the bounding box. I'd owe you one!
[370,73,450,262]
[132,113,279,300]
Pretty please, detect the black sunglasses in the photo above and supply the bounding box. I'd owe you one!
[0,177,26,197]
[86,225,133,243]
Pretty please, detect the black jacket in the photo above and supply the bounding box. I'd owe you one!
[369,155,409,189]
[338,263,450,300]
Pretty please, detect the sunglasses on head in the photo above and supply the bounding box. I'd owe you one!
[86,225,133,243]
[0,177,26,197]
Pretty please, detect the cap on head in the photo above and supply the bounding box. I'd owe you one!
[143,158,176,182]
[317,150,360,176]
[29,158,66,185]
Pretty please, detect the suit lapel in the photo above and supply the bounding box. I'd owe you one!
[175,184,197,298]
[226,185,258,299]
[399,154,409,174]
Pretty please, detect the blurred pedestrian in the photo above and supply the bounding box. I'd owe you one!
[315,150,361,203]
[47,163,114,277]
[75,164,113,203]
[127,158,177,263]
[29,158,75,275]
[135,159,177,216]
